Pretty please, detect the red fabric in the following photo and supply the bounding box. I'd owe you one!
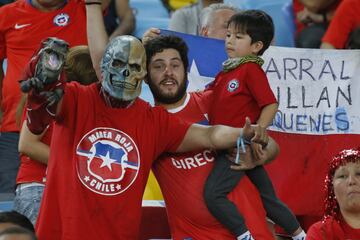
[208,63,277,126]
[307,216,360,239]
[322,0,360,48]
[15,118,51,184]
[139,207,171,240]
[153,92,274,240]
[16,99,50,184]
[36,83,191,240]
[293,0,307,34]
[266,131,360,217]
[0,0,87,132]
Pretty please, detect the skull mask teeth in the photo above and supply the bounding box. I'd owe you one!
[35,37,69,85]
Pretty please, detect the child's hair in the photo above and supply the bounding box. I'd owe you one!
[64,45,98,85]
[227,10,274,55]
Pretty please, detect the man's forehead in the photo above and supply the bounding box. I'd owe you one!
[0,223,19,232]
[151,49,182,62]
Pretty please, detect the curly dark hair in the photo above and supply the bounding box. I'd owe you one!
[144,35,189,73]
[0,211,34,232]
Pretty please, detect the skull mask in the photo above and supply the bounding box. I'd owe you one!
[101,35,147,101]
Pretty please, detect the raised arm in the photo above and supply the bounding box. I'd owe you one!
[22,38,69,134]
[86,0,109,80]
[18,121,50,164]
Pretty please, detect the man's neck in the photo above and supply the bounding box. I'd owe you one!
[155,93,188,110]
[31,0,67,12]
[100,86,134,108]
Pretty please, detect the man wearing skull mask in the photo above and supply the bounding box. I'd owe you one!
[23,8,269,240]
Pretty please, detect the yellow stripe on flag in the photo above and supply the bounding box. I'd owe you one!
[143,171,163,200]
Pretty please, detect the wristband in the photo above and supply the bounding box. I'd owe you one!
[234,129,248,165]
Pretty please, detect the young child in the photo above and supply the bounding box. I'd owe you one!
[203,10,306,240]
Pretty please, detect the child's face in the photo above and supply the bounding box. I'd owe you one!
[225,24,260,58]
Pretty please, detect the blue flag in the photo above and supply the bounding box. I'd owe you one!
[160,29,227,77]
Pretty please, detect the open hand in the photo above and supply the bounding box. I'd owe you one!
[142,28,161,44]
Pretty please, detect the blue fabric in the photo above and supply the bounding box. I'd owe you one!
[13,185,44,225]
[0,132,20,193]
[160,29,227,77]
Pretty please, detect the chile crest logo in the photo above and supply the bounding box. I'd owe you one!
[76,127,140,196]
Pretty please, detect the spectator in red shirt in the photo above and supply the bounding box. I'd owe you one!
[293,0,341,48]
[321,0,360,49]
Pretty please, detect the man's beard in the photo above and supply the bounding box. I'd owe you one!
[148,77,187,104]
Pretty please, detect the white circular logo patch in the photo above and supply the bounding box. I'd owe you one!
[227,79,239,92]
[53,13,70,27]
[76,127,140,196]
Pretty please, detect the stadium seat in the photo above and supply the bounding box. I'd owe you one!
[133,17,170,39]
[130,0,169,18]
[0,193,14,212]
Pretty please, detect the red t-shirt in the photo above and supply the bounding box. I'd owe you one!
[15,124,51,184]
[15,105,52,184]
[153,92,274,240]
[322,0,360,49]
[35,83,191,240]
[208,63,277,126]
[307,216,360,239]
[0,0,87,132]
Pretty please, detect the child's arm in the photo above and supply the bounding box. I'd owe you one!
[257,102,278,128]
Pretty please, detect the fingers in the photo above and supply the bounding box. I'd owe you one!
[230,161,256,170]
[251,143,266,164]
[40,89,63,106]
[142,28,161,44]
[251,125,269,148]
[242,117,253,140]
[31,77,44,91]
[230,145,256,170]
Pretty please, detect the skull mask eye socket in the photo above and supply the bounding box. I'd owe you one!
[129,63,141,72]
[112,59,126,68]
